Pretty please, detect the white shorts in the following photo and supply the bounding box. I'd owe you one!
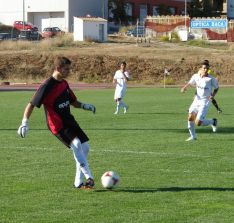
[114,86,126,100]
[188,97,211,121]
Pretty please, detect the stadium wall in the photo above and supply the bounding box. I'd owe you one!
[145,16,234,42]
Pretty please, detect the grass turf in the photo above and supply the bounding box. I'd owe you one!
[0,87,234,223]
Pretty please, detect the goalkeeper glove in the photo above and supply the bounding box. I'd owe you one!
[17,118,29,138]
[81,103,96,114]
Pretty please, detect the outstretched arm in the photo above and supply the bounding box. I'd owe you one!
[23,103,35,119]
[181,82,191,93]
[18,103,35,138]
[72,100,96,114]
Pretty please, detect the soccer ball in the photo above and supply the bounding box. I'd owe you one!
[101,171,120,189]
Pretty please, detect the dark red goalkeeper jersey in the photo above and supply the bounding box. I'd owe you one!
[31,77,78,135]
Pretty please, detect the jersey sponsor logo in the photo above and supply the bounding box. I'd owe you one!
[197,85,209,90]
[58,100,70,109]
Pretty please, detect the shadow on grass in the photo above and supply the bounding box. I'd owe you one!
[195,127,234,134]
[95,187,234,193]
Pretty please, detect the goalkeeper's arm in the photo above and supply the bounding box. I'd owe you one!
[17,103,35,138]
[72,100,96,114]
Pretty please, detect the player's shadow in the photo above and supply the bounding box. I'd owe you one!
[196,127,234,134]
[95,187,234,193]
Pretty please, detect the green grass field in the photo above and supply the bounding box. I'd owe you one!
[1,87,234,223]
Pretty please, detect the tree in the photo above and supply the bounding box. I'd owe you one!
[156,4,172,16]
[108,0,130,25]
[189,0,221,17]
[189,0,202,17]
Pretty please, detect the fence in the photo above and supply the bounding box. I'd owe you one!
[145,16,234,42]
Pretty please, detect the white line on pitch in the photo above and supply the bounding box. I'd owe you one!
[97,149,211,158]
[1,146,212,158]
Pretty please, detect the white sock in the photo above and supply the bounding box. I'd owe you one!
[70,138,93,187]
[73,142,90,187]
[115,101,121,112]
[201,119,213,126]
[188,121,196,138]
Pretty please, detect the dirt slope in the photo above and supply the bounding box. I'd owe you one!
[0,40,234,85]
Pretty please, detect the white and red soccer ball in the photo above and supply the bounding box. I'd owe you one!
[101,171,120,189]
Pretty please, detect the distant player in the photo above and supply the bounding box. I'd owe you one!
[199,60,222,113]
[181,62,219,141]
[113,61,130,114]
[17,56,96,189]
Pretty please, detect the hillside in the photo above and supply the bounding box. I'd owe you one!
[0,37,234,85]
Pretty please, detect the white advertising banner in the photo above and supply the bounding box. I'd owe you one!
[227,0,234,19]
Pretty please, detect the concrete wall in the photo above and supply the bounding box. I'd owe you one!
[73,17,107,42]
[0,0,107,32]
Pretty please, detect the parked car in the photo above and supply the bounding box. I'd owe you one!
[0,33,11,41]
[41,27,65,38]
[13,21,38,31]
[127,26,145,37]
[18,30,42,41]
[0,32,18,41]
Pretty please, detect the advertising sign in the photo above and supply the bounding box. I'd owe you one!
[190,19,227,29]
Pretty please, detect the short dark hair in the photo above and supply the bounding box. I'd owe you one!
[202,59,209,66]
[119,61,126,67]
[54,56,71,69]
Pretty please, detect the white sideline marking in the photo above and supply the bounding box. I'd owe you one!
[3,146,233,174]
[3,146,211,158]
[97,149,212,158]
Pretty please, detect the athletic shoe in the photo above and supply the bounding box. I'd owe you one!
[114,111,119,115]
[211,118,218,132]
[124,106,129,114]
[83,178,95,189]
[185,137,197,141]
[73,183,84,189]
[217,108,222,114]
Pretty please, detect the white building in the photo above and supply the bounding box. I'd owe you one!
[0,0,108,32]
[73,17,107,42]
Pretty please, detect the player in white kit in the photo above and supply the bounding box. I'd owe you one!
[113,61,130,114]
[181,62,219,141]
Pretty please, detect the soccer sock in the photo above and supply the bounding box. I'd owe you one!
[73,142,90,187]
[201,119,213,126]
[120,100,127,108]
[70,138,93,187]
[188,121,196,138]
[212,99,219,111]
[116,101,120,112]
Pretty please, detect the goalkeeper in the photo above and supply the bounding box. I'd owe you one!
[17,56,95,189]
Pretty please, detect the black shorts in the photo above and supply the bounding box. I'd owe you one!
[55,125,89,148]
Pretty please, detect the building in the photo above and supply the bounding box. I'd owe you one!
[123,0,228,23]
[124,0,192,23]
[0,0,108,32]
[73,17,107,42]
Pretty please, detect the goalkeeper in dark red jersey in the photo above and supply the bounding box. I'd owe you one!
[18,56,96,189]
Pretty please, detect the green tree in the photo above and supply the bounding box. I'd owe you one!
[108,0,130,25]
[189,0,202,17]
[156,4,172,16]
[189,0,221,17]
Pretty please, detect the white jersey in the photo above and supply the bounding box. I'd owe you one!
[189,73,218,101]
[114,70,130,99]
